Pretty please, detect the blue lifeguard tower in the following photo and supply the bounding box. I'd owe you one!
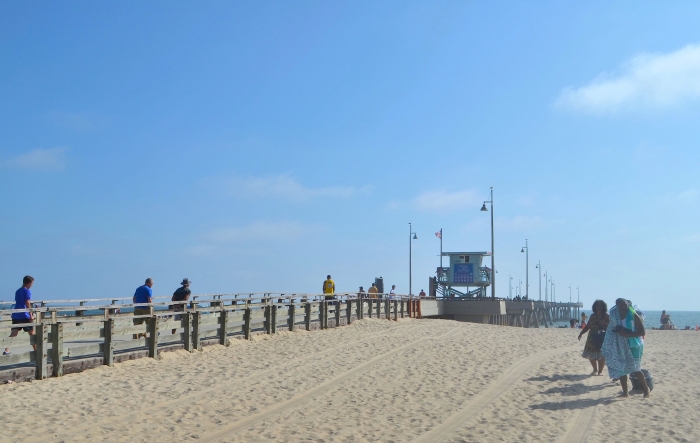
[431,251,492,298]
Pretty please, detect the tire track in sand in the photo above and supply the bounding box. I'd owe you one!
[411,345,581,443]
[31,320,430,443]
[555,374,607,443]
[197,325,462,443]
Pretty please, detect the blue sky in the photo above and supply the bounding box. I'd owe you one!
[2,1,700,310]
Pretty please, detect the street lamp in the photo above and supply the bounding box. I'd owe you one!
[519,280,522,298]
[480,187,495,299]
[521,239,529,299]
[577,286,580,303]
[543,271,548,302]
[569,285,572,303]
[509,274,513,298]
[535,261,541,301]
[409,223,417,296]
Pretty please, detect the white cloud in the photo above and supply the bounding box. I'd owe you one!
[1,147,66,171]
[412,190,481,212]
[226,174,366,201]
[204,221,321,244]
[678,188,698,203]
[555,43,700,113]
[496,215,546,231]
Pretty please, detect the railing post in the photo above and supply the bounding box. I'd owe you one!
[385,299,390,320]
[356,298,362,320]
[147,316,159,360]
[219,309,229,346]
[347,299,352,324]
[400,299,405,318]
[305,302,312,331]
[322,300,328,329]
[193,312,202,351]
[51,322,64,376]
[368,299,373,318]
[334,300,341,327]
[184,312,193,352]
[244,307,252,340]
[265,304,272,334]
[288,303,296,331]
[271,304,277,334]
[35,323,48,380]
[393,300,398,321]
[103,319,114,367]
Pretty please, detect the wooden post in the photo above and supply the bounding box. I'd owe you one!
[304,302,312,331]
[51,322,64,376]
[271,304,277,334]
[334,301,341,327]
[265,304,272,334]
[103,319,114,367]
[368,299,373,318]
[288,303,296,331]
[323,300,329,329]
[35,323,48,380]
[147,316,159,359]
[184,312,193,352]
[244,307,252,340]
[219,309,229,346]
[356,298,362,320]
[400,300,405,318]
[347,299,352,324]
[193,312,202,350]
[385,299,390,320]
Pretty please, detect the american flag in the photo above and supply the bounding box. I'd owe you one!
[435,230,441,239]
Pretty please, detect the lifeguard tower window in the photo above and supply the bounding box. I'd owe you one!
[459,255,469,263]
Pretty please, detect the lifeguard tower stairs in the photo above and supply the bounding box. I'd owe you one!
[429,252,492,298]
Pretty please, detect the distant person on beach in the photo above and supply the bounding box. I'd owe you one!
[660,310,673,330]
[579,300,609,376]
[601,298,650,398]
[323,275,335,301]
[389,285,396,299]
[357,286,365,299]
[580,312,587,329]
[419,289,426,297]
[133,278,154,339]
[171,278,191,335]
[368,283,378,298]
[6,276,37,355]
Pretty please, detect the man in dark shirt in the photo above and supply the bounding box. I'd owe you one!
[6,276,37,355]
[171,278,191,334]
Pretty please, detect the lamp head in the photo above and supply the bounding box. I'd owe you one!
[413,234,418,240]
[480,203,488,212]
[521,248,524,253]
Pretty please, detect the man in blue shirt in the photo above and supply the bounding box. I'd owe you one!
[6,276,37,355]
[132,278,153,339]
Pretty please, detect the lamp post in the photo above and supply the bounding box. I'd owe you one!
[521,239,529,299]
[409,223,418,296]
[543,271,548,302]
[535,261,541,301]
[577,286,580,303]
[480,187,495,299]
[509,274,513,298]
[519,280,522,298]
[569,285,572,303]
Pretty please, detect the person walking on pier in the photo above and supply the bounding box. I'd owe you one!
[132,278,154,339]
[6,276,37,355]
[602,298,650,397]
[171,278,192,335]
[578,300,609,376]
[389,285,396,299]
[419,289,426,297]
[323,275,335,301]
[368,283,378,298]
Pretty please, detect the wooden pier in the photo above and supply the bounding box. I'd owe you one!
[0,293,422,382]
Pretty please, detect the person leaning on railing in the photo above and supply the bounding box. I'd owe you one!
[368,283,378,299]
[171,278,191,334]
[132,278,153,339]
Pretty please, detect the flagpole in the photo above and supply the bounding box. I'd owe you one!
[440,229,443,268]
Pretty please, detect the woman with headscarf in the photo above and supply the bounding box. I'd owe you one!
[578,300,609,376]
[601,298,650,397]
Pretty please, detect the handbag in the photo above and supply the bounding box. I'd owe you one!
[591,330,605,350]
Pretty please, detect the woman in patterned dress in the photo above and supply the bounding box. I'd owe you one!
[578,300,609,376]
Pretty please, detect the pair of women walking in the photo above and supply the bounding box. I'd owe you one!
[578,298,651,398]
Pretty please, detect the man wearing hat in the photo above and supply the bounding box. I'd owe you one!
[171,278,192,335]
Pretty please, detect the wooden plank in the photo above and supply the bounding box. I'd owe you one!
[193,312,202,351]
[148,316,159,359]
[0,350,35,365]
[304,303,311,331]
[51,323,64,376]
[219,310,229,346]
[36,323,48,380]
[244,308,252,340]
[66,343,102,358]
[104,319,114,366]
[183,312,192,352]
[288,303,295,331]
[114,338,146,352]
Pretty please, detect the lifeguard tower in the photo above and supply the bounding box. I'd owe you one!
[430,252,492,298]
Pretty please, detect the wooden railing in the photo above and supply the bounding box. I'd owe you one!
[0,293,424,380]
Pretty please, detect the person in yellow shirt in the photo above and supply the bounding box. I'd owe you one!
[323,275,335,301]
[367,282,378,299]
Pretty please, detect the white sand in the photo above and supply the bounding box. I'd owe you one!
[1,318,698,443]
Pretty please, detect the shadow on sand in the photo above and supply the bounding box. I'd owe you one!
[526,373,591,383]
[529,396,616,411]
[540,382,609,396]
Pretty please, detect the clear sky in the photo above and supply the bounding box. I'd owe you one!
[2,2,699,310]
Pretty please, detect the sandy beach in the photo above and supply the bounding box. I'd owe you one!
[1,318,697,443]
